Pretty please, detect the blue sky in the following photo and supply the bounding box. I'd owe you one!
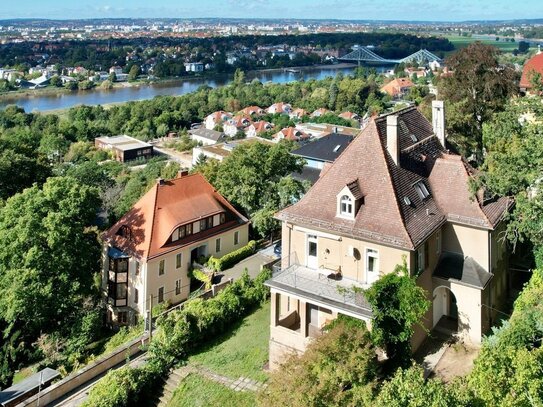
[1,0,542,21]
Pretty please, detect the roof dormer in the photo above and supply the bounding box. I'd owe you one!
[336,180,364,220]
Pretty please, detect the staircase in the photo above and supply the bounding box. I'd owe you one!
[147,366,192,407]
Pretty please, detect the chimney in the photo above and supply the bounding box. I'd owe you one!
[178,169,189,178]
[156,177,165,186]
[432,100,446,147]
[386,115,399,166]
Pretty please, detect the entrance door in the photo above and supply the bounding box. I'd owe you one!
[307,235,318,269]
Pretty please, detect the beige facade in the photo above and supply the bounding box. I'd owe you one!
[268,219,509,368]
[103,223,249,325]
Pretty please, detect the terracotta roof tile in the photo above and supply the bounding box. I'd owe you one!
[520,53,543,89]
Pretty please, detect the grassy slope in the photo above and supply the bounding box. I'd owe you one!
[167,373,257,407]
[188,301,270,382]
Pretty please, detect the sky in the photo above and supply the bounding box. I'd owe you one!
[1,0,542,22]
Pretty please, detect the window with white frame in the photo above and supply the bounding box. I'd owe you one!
[340,195,353,216]
[215,238,221,253]
[366,248,379,273]
[416,245,425,273]
[175,279,181,295]
[158,259,165,276]
[158,287,164,303]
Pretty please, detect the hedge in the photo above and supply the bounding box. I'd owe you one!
[207,240,257,272]
[83,268,271,407]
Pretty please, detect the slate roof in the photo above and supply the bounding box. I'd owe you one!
[102,173,248,261]
[291,133,354,162]
[433,252,493,289]
[277,106,511,250]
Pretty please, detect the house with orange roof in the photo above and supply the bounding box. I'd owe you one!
[273,127,310,143]
[380,77,415,98]
[204,111,233,130]
[310,108,331,117]
[289,108,309,120]
[267,102,292,115]
[338,111,360,121]
[520,51,543,94]
[223,114,253,137]
[101,172,250,326]
[241,105,264,116]
[265,102,511,369]
[246,121,274,138]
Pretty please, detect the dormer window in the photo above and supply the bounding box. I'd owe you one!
[340,195,353,216]
[414,181,430,200]
[118,225,132,241]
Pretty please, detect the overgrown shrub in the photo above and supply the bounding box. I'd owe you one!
[207,240,257,271]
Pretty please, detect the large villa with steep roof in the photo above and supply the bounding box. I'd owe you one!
[101,172,249,326]
[265,102,511,369]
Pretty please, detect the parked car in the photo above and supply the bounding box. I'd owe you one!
[274,241,282,255]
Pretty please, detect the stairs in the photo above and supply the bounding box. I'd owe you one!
[147,366,192,407]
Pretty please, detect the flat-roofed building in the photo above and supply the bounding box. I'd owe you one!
[95,135,153,162]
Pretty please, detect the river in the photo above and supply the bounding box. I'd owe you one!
[0,64,384,112]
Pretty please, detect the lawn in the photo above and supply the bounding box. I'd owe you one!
[167,373,257,407]
[445,35,518,53]
[188,301,270,382]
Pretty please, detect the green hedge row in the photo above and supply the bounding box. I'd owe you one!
[207,240,257,272]
[83,269,271,407]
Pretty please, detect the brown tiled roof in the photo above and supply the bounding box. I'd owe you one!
[520,53,543,89]
[274,127,309,142]
[277,106,510,250]
[241,106,263,116]
[102,173,248,260]
[380,78,415,97]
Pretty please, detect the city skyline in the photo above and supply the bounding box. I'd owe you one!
[1,0,542,22]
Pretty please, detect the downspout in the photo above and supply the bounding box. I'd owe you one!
[488,231,492,328]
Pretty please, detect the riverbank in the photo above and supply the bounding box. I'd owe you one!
[0,62,358,104]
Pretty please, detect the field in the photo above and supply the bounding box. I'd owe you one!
[445,35,519,53]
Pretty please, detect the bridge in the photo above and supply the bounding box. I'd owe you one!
[339,47,442,65]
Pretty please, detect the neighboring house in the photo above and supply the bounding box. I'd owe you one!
[290,108,308,120]
[109,66,123,76]
[290,132,354,184]
[246,121,274,138]
[311,108,331,118]
[192,137,275,165]
[267,102,292,115]
[520,51,543,94]
[381,77,415,98]
[405,67,428,78]
[223,114,252,137]
[241,105,264,116]
[296,122,360,139]
[95,135,153,162]
[101,173,250,326]
[185,62,204,72]
[188,128,225,146]
[265,102,511,369]
[338,111,360,121]
[204,111,233,130]
[273,127,310,143]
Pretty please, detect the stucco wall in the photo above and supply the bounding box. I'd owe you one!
[442,223,489,271]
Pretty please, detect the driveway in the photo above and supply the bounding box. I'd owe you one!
[219,243,280,281]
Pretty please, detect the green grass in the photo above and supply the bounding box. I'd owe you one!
[167,373,257,407]
[445,35,518,54]
[12,366,36,384]
[188,301,270,382]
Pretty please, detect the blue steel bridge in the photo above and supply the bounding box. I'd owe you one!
[339,48,442,65]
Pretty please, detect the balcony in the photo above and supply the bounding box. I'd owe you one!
[266,264,373,319]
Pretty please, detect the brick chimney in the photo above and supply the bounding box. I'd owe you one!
[178,170,189,178]
[432,100,446,147]
[386,114,399,165]
[156,177,165,186]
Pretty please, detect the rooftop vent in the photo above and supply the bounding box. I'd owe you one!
[414,181,430,200]
[333,144,341,153]
[403,196,412,206]
[410,134,418,142]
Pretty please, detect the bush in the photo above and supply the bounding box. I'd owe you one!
[207,240,257,272]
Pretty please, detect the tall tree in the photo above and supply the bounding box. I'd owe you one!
[437,42,518,162]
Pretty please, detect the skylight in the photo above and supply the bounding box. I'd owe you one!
[333,144,341,153]
[410,134,418,142]
[414,181,430,200]
[403,196,412,205]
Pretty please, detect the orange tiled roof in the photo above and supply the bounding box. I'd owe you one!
[520,53,543,89]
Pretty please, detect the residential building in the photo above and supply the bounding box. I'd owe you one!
[241,105,264,116]
[267,102,292,115]
[185,62,204,72]
[188,128,225,146]
[95,135,153,162]
[290,132,354,184]
[338,111,360,121]
[520,50,543,94]
[223,114,252,137]
[265,102,511,369]
[295,122,360,139]
[381,77,415,98]
[204,111,233,130]
[101,173,250,326]
[109,66,123,76]
[290,108,308,120]
[272,127,310,143]
[310,108,331,117]
[246,121,274,138]
[192,137,275,165]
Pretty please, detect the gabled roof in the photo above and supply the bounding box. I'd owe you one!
[188,128,224,142]
[206,111,232,122]
[520,52,543,89]
[249,121,274,133]
[339,111,359,120]
[381,77,415,96]
[241,106,263,115]
[274,127,309,142]
[291,133,353,162]
[277,106,510,250]
[102,173,248,261]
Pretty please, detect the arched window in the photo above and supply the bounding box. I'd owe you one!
[340,195,353,215]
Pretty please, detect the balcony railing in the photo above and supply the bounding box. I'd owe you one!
[268,258,372,316]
